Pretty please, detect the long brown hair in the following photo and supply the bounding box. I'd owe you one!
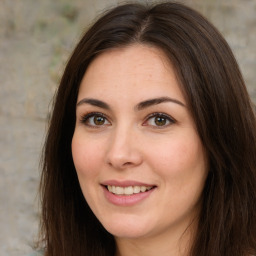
[39,2,256,255]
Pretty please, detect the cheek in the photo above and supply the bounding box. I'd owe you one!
[71,134,103,177]
[148,135,207,213]
[147,133,206,178]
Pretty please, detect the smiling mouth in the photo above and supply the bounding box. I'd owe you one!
[106,185,154,196]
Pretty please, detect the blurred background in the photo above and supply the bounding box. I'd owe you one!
[0,0,255,255]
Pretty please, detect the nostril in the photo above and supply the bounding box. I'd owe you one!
[107,161,133,168]
[123,162,133,166]
[106,146,143,169]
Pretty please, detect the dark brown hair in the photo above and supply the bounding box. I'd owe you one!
[39,2,256,256]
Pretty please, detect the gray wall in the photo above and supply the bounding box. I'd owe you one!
[0,0,255,255]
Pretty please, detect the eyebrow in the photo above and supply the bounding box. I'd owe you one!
[136,97,185,110]
[77,98,110,109]
[76,96,185,110]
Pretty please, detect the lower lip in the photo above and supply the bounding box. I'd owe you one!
[102,186,156,206]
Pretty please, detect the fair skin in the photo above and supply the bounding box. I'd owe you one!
[72,44,208,256]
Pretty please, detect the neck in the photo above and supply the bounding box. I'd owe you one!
[115,218,197,256]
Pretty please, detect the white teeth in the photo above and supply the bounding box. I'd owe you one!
[115,186,124,195]
[134,186,140,193]
[124,186,133,195]
[107,185,153,195]
[140,186,146,192]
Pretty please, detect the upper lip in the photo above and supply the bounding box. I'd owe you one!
[101,180,156,187]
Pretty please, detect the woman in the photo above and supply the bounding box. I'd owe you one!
[38,2,256,256]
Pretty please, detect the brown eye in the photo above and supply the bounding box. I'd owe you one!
[94,116,105,125]
[81,113,111,127]
[154,116,167,126]
[143,113,175,128]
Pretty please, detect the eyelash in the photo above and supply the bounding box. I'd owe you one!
[79,112,176,128]
[143,112,176,128]
[80,112,110,128]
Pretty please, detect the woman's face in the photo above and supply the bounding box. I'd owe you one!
[72,44,208,241]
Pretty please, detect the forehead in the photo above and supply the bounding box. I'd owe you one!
[78,44,184,103]
[85,44,172,79]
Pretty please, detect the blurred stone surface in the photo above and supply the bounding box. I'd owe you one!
[0,0,255,255]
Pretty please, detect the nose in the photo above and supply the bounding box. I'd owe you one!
[105,126,143,170]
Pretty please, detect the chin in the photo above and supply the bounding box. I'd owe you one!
[106,227,149,239]
[100,215,152,239]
